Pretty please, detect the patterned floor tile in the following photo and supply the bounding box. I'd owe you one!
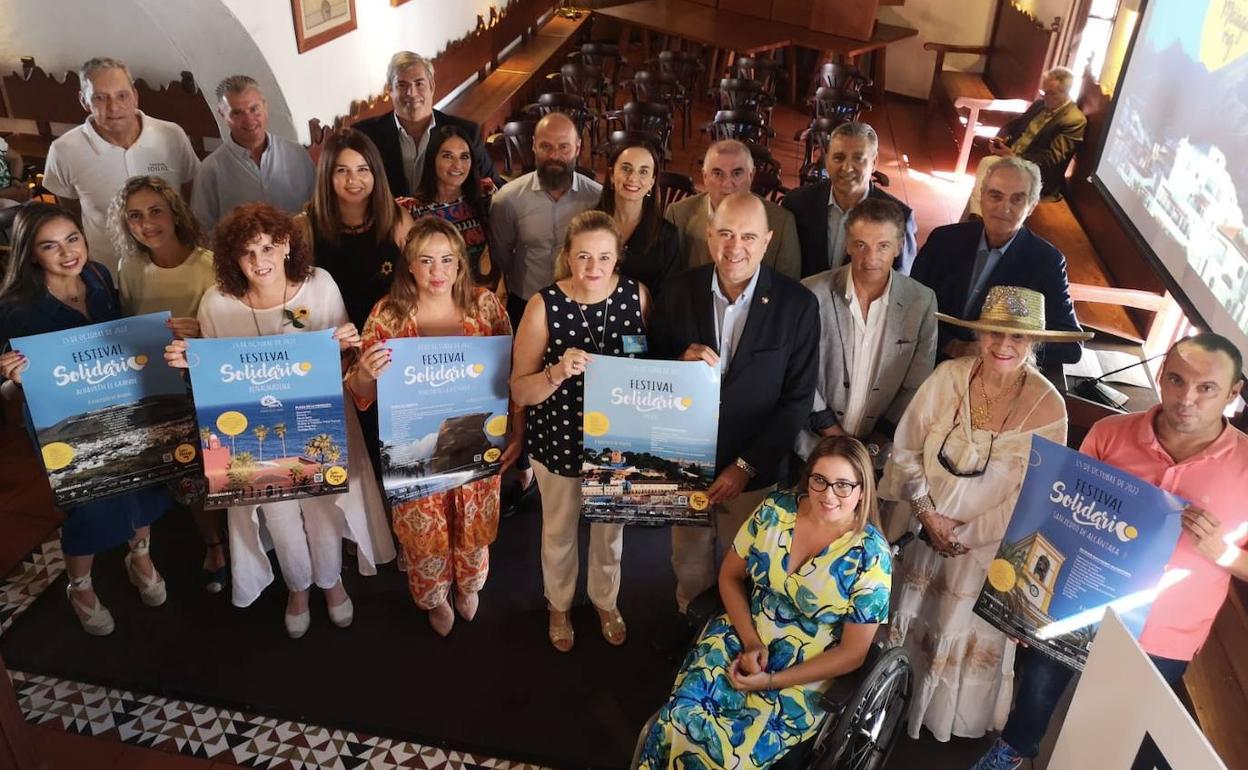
[1,536,556,770]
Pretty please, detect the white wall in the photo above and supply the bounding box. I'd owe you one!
[221,0,497,143]
[0,0,506,144]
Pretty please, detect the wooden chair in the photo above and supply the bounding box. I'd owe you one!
[714,78,775,124]
[924,0,1060,176]
[814,62,872,96]
[599,101,672,155]
[810,86,869,123]
[568,42,628,108]
[703,109,775,145]
[547,62,610,116]
[1,59,83,161]
[487,120,537,179]
[732,56,786,98]
[656,50,705,88]
[628,69,693,149]
[657,169,695,212]
[523,92,596,145]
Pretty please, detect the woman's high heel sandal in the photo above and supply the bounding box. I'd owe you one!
[66,574,115,636]
[124,537,167,607]
[201,540,229,594]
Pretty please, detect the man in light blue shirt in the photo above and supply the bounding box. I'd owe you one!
[191,76,314,230]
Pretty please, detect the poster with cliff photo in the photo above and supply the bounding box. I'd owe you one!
[377,336,511,503]
[185,330,349,508]
[581,356,720,526]
[13,312,201,506]
[973,436,1185,670]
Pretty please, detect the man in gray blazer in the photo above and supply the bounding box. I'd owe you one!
[664,139,801,279]
[796,197,937,465]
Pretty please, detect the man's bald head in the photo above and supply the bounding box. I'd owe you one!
[534,112,580,191]
[707,192,772,291]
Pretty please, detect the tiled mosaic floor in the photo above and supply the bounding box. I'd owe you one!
[1,533,552,770]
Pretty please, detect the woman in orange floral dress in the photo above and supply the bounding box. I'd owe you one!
[347,216,521,635]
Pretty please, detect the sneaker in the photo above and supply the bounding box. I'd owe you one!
[970,738,1023,770]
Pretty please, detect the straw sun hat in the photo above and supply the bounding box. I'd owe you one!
[936,285,1094,341]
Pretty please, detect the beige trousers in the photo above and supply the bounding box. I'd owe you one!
[531,458,624,612]
[670,485,775,611]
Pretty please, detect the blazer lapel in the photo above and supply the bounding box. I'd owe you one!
[830,267,855,376]
[948,223,984,316]
[692,269,718,351]
[812,181,832,268]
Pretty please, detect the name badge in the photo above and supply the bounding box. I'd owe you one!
[621,334,649,355]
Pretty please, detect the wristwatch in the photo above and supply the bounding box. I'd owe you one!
[866,442,880,457]
[734,457,757,478]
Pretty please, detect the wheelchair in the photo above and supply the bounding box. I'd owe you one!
[629,536,915,770]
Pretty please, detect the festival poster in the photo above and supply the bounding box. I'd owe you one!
[581,356,720,526]
[376,336,511,503]
[13,312,201,506]
[185,330,349,508]
[973,435,1185,670]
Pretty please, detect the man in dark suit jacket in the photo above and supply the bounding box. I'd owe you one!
[353,51,499,198]
[782,121,918,277]
[977,66,1086,206]
[912,157,1085,365]
[650,192,819,611]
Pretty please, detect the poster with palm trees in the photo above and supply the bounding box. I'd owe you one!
[185,329,350,507]
[973,436,1185,671]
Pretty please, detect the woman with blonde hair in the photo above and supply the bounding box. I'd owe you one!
[511,210,651,652]
[109,175,226,592]
[879,285,1089,743]
[348,216,520,635]
[639,435,893,769]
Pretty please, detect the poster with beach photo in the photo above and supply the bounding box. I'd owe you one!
[13,311,201,507]
[377,336,511,504]
[581,356,720,526]
[973,435,1185,670]
[185,329,349,508]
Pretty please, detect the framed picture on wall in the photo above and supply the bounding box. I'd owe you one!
[291,0,357,53]
[390,0,415,6]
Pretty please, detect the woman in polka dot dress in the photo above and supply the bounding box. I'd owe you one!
[511,210,651,652]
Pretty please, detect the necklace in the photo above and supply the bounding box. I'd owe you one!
[571,286,612,354]
[48,278,84,307]
[971,365,1026,430]
[341,216,373,235]
[248,281,289,337]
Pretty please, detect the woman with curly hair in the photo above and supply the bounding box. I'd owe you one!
[166,203,395,637]
[638,436,892,769]
[109,175,227,592]
[347,216,519,635]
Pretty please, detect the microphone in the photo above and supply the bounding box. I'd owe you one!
[1072,352,1166,410]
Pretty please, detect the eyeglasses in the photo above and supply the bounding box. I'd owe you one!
[808,474,861,498]
[937,418,993,478]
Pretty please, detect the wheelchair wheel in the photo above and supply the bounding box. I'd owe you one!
[807,646,913,770]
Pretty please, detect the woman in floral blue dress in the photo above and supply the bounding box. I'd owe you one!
[640,436,892,769]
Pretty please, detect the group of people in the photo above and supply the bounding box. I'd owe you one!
[0,51,1244,770]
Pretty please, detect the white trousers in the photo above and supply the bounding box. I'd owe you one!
[531,458,623,612]
[249,497,345,595]
[670,485,774,611]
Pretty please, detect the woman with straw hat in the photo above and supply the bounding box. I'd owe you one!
[878,285,1093,744]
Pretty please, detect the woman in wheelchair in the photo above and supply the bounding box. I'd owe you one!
[638,436,892,769]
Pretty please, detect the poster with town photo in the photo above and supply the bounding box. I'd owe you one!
[581,356,720,526]
[973,436,1185,670]
[185,330,349,508]
[377,336,511,504]
[13,312,201,507]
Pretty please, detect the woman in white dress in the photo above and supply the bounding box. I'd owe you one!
[167,202,394,637]
[878,286,1091,742]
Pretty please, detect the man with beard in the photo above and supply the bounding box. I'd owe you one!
[191,75,315,230]
[782,121,917,277]
[489,112,603,327]
[355,51,500,197]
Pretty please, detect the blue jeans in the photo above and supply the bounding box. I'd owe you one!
[1000,646,1189,758]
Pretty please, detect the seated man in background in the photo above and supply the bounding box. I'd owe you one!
[191,75,315,230]
[911,157,1085,365]
[783,121,917,277]
[665,139,801,279]
[42,56,200,273]
[968,66,1087,216]
[796,198,937,471]
[355,51,499,198]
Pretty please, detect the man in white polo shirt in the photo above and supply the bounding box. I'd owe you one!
[42,57,200,273]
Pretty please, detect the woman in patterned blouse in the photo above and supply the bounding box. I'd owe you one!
[348,216,520,635]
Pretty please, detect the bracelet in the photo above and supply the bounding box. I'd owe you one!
[543,363,556,385]
[911,495,936,518]
[734,457,758,478]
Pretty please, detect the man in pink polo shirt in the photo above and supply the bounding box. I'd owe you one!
[972,332,1248,770]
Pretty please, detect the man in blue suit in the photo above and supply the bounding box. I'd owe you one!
[910,157,1085,365]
